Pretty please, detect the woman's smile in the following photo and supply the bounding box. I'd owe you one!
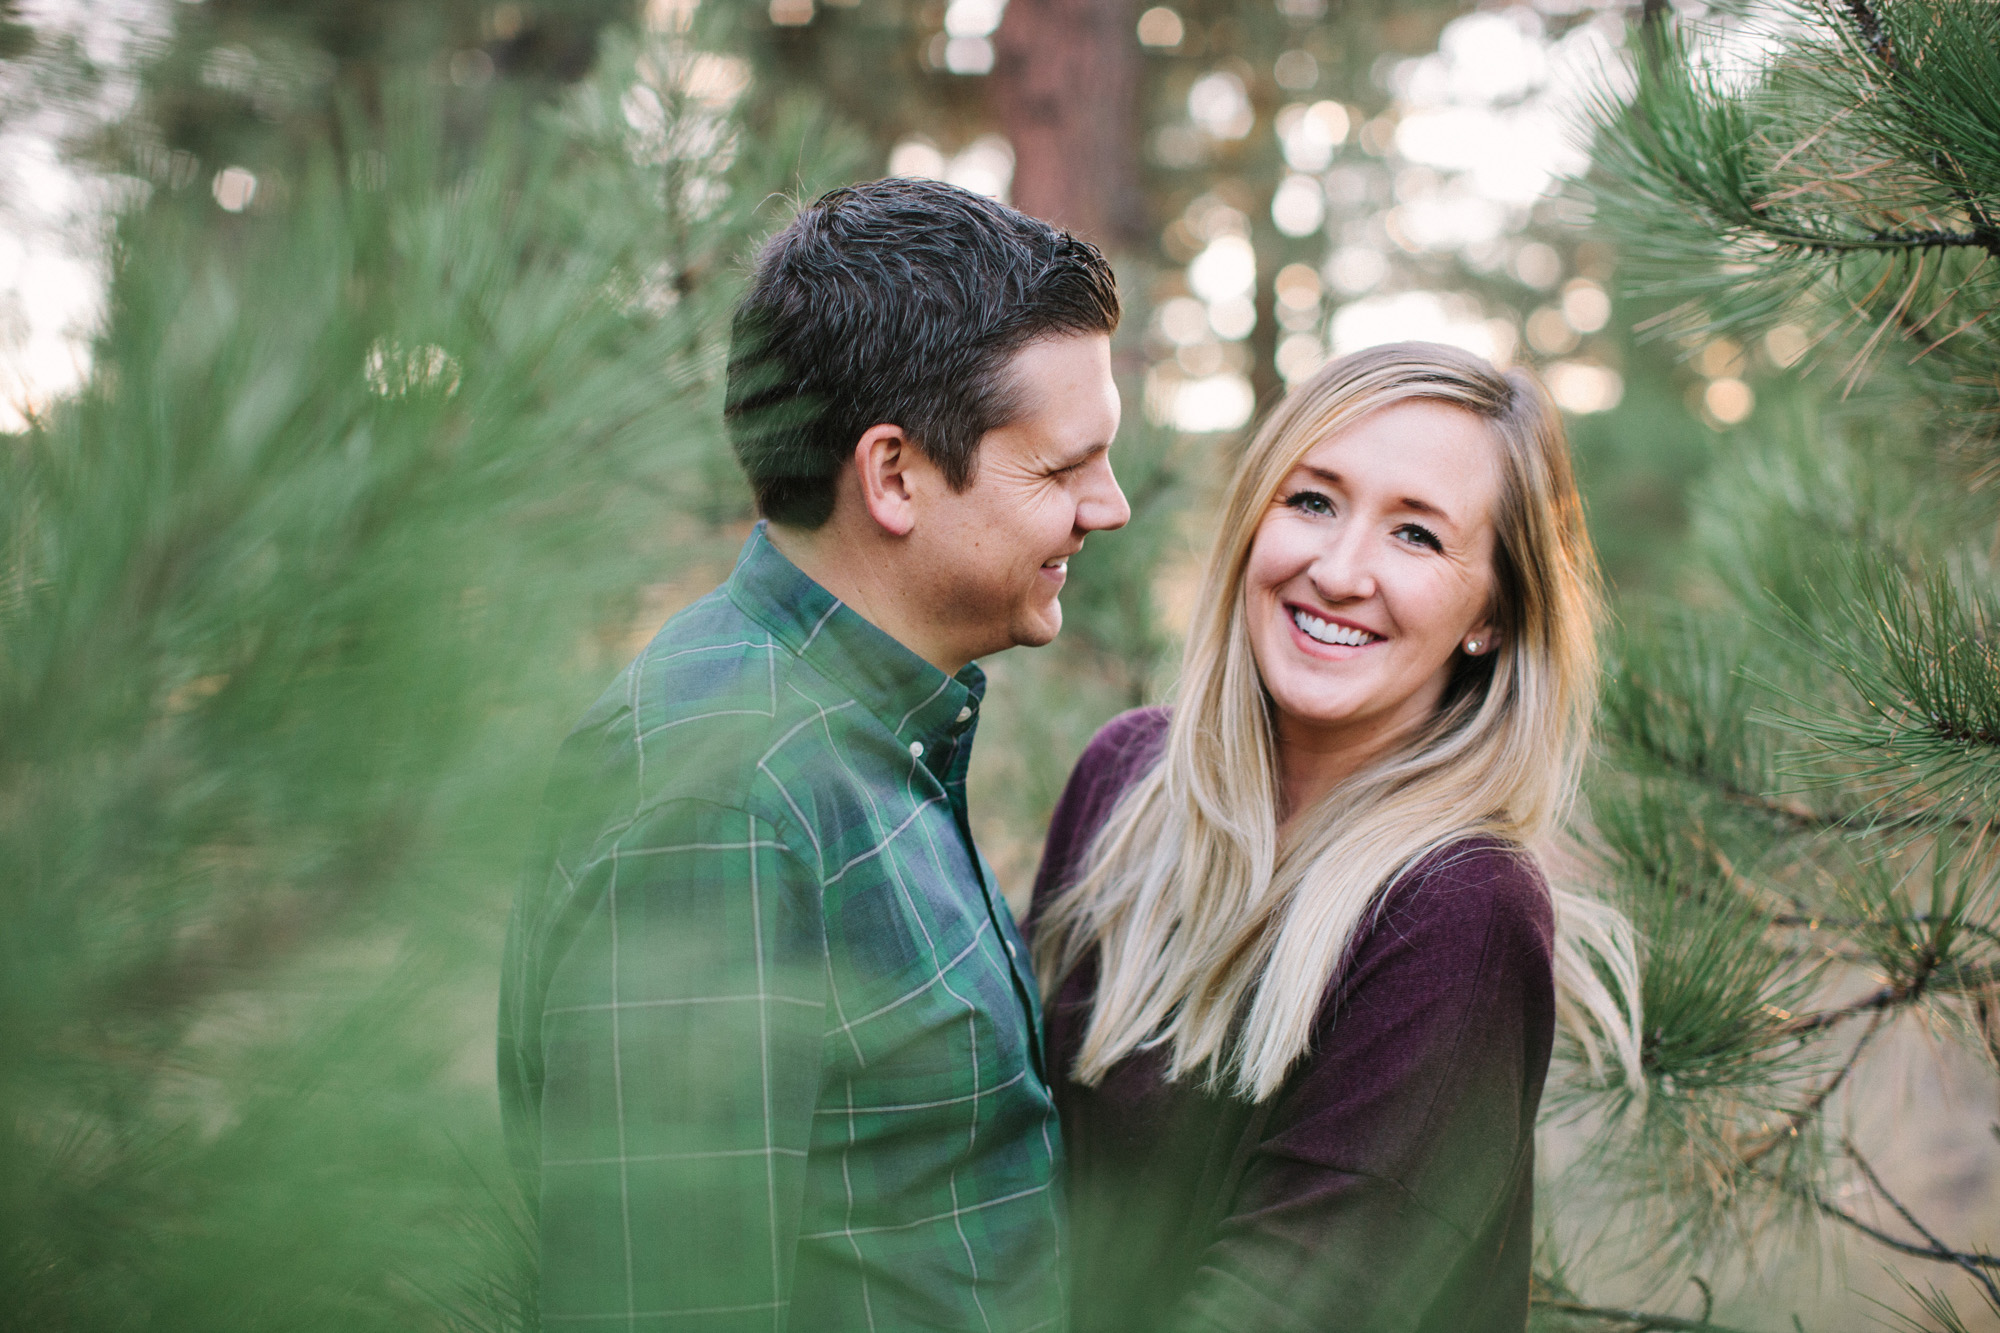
[1286,604,1382,650]
[1244,397,1502,790]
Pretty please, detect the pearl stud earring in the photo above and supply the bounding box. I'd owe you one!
[1466,638,1482,654]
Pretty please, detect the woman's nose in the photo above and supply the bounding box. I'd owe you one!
[1305,531,1375,602]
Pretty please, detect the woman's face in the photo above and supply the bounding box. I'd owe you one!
[1243,398,1503,768]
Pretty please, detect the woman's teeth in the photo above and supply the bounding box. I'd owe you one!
[1042,559,1067,572]
[1292,607,1378,646]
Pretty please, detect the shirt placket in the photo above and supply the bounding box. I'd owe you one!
[925,695,1051,1082]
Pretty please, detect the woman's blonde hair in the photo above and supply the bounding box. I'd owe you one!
[1034,341,1642,1102]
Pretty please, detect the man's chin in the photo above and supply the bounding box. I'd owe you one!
[1011,603,1062,650]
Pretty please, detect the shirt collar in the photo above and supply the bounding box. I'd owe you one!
[725,523,986,757]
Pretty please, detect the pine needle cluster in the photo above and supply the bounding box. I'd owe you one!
[1591,0,2000,472]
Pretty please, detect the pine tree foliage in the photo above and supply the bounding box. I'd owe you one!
[1592,0,2000,468]
[0,23,855,1329]
[1544,2,2000,1325]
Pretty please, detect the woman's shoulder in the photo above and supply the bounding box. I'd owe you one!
[1075,705,1172,782]
[1029,707,1171,917]
[1374,836,1555,958]
[1318,835,1556,1039]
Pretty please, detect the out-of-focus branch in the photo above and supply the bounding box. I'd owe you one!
[1844,1140,2000,1305]
[1740,1011,1887,1165]
[1799,1181,2000,1271]
[1626,729,1997,834]
[1532,1297,1762,1333]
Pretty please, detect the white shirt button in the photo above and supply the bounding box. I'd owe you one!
[1005,940,1017,959]
[909,741,924,758]
[955,705,972,723]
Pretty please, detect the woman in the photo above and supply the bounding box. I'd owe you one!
[1030,342,1640,1332]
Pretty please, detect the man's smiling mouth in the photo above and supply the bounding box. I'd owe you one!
[1291,607,1379,647]
[1041,558,1068,573]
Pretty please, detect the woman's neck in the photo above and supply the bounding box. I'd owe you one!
[1274,713,1408,831]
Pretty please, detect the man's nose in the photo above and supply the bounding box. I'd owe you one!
[1078,457,1131,533]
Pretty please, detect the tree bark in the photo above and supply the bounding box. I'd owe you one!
[989,0,1145,251]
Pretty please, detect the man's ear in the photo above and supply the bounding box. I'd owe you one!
[852,424,918,537]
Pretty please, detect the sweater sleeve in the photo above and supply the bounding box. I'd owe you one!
[1169,843,1556,1333]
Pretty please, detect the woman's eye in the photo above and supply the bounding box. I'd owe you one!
[1397,523,1444,553]
[1284,490,1334,517]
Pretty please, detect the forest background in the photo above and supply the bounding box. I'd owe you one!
[3,0,1998,1329]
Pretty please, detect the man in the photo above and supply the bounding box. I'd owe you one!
[498,177,1128,1332]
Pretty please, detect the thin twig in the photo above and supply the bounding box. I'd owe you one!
[1761,225,2000,258]
[1844,1139,2000,1306]
[1797,1180,2000,1270]
[1771,912,2000,953]
[1622,730,1997,834]
[1532,1297,1764,1332]
[1775,927,1954,1036]
[1690,1275,1715,1323]
[1775,983,1901,1036]
[1742,1011,1886,1164]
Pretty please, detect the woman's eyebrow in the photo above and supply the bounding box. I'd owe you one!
[1296,464,1458,528]
[1400,496,1455,526]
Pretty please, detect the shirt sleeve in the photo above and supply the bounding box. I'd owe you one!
[1167,851,1554,1333]
[528,797,829,1333]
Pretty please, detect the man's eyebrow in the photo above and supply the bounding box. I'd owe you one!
[1295,465,1459,527]
[1049,440,1110,471]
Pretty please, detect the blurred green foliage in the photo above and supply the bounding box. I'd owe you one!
[19,0,1931,1325]
[0,28,859,1326]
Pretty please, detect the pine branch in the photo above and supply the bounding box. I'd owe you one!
[1740,1010,1886,1164]
[1830,0,2000,258]
[1618,723,1994,836]
[1772,931,1958,1037]
[1532,1297,1764,1333]
[1798,1179,2000,1271]
[1774,983,1904,1036]
[1750,225,2000,260]
[1843,1139,2000,1306]
[1771,913,2000,955]
[1613,727,1826,830]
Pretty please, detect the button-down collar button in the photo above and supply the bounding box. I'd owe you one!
[909,741,925,758]
[956,705,973,723]
[1005,939,1018,959]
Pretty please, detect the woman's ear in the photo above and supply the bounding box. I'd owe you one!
[1461,611,1501,657]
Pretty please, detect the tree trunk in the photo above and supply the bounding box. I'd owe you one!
[989,0,1145,251]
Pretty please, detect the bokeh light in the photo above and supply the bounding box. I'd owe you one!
[1270,174,1325,237]
[212,166,258,213]
[1560,277,1610,332]
[1330,290,1498,360]
[1188,72,1254,140]
[1704,376,1754,423]
[1136,6,1184,47]
[1546,360,1624,413]
[1764,323,1811,368]
[1276,101,1349,172]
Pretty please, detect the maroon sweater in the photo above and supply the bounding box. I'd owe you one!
[1028,709,1554,1333]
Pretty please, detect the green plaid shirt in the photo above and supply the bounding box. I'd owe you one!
[499,525,1065,1332]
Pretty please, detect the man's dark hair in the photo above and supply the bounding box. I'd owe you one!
[724,177,1121,529]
